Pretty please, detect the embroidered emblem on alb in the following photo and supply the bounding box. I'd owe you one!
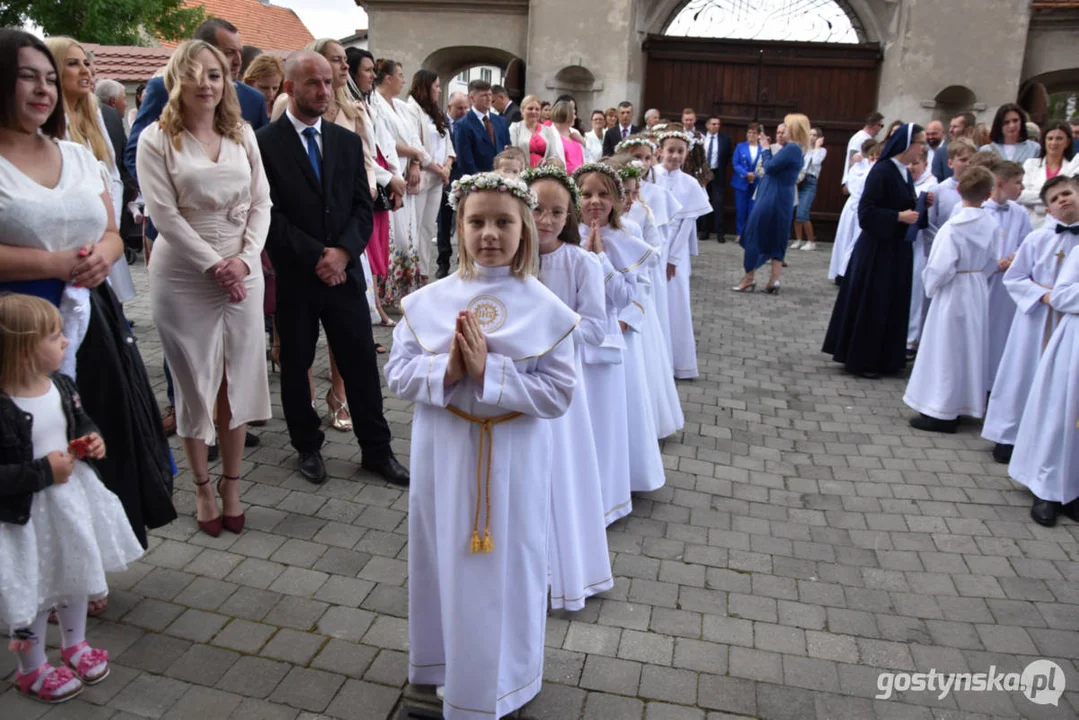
[468,295,507,333]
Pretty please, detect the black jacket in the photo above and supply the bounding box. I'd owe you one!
[256,114,373,289]
[0,373,98,525]
[603,124,642,158]
[100,104,139,238]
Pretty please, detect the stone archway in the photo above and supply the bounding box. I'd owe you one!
[932,85,978,123]
[421,46,525,103]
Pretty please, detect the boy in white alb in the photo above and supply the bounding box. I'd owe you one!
[828,138,878,282]
[924,139,975,245]
[904,167,998,432]
[982,160,1032,391]
[983,176,1079,464]
[906,150,937,355]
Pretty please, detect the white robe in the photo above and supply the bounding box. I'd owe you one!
[1009,245,1079,503]
[622,214,685,439]
[587,223,667,493]
[537,243,613,610]
[903,207,998,420]
[828,159,871,281]
[639,178,681,232]
[983,222,1079,445]
[925,177,960,246]
[841,129,872,186]
[385,266,578,720]
[984,199,1033,391]
[907,172,937,349]
[652,166,710,380]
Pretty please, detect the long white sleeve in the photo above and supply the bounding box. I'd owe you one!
[239,126,272,274]
[598,252,632,311]
[573,253,608,348]
[1050,250,1079,314]
[477,343,576,419]
[922,223,959,298]
[667,218,694,268]
[384,322,453,408]
[1004,232,1052,315]
[618,257,653,331]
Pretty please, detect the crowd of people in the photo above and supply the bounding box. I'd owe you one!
[821,106,1079,530]
[3,12,1079,718]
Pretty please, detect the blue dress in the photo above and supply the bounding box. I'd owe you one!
[740,143,803,272]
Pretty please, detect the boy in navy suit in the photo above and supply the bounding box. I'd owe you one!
[453,79,510,175]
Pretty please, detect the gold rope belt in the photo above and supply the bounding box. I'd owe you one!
[446,405,523,553]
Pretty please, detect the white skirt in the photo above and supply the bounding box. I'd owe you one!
[582,360,632,525]
[640,273,684,438]
[0,462,144,630]
[623,331,667,493]
[828,198,860,281]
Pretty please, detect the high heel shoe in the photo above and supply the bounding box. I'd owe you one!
[193,475,222,537]
[327,389,353,432]
[217,474,245,534]
[764,281,782,295]
[731,281,756,293]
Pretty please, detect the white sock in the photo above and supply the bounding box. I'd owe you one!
[56,596,88,652]
[11,609,49,674]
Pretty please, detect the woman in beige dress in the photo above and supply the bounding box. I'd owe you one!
[137,40,271,538]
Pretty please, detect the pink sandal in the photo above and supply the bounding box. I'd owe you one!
[62,640,110,685]
[15,664,83,704]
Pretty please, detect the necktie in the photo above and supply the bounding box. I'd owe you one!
[708,134,717,168]
[483,115,495,145]
[303,126,321,182]
[621,126,628,140]
[992,203,1009,212]
[1057,224,1079,235]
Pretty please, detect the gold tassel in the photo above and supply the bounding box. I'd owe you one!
[470,530,482,553]
[482,529,494,553]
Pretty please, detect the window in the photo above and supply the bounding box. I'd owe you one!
[480,68,492,83]
[457,70,468,82]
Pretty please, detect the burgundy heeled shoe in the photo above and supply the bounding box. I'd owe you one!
[194,475,222,537]
[217,474,245,534]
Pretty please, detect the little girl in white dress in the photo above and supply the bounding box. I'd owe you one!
[0,294,143,704]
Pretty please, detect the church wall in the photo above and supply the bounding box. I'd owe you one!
[1022,20,1079,89]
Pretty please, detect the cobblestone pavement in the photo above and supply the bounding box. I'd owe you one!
[2,241,1078,720]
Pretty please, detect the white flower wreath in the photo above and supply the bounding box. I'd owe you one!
[521,165,582,211]
[449,172,538,211]
[615,137,658,154]
[572,162,625,201]
[656,130,697,148]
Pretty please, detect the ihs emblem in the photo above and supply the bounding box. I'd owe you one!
[467,295,507,332]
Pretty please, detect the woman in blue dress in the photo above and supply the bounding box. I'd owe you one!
[733,113,808,294]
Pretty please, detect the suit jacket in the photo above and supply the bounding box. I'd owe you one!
[932,141,952,182]
[125,76,269,183]
[731,141,762,190]
[702,132,734,178]
[501,101,522,124]
[256,115,373,290]
[100,104,137,204]
[453,110,510,175]
[602,124,642,158]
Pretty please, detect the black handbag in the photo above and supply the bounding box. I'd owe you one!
[373,183,393,212]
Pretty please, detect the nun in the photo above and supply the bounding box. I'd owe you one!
[822,124,928,378]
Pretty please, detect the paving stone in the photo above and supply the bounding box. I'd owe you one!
[161,686,243,720]
[618,629,674,665]
[269,667,346,713]
[317,606,376,642]
[324,678,400,719]
[362,615,410,651]
[217,586,283,621]
[122,598,185,631]
[229,698,300,720]
[728,647,783,683]
[565,621,622,656]
[697,674,757,715]
[582,691,645,719]
[264,595,330,630]
[362,648,408,686]
[164,643,240,686]
[261,628,327,665]
[314,576,376,608]
[217,656,291,699]
[579,655,643,695]
[116,633,192,674]
[212,618,278,653]
[164,608,229,642]
[638,665,699,704]
[519,683,587,719]
[110,674,190,718]
[269,566,330,597]
[172,576,238,611]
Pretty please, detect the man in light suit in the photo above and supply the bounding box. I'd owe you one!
[454,79,511,175]
[933,111,975,182]
[603,101,641,157]
[437,92,470,278]
[491,85,521,124]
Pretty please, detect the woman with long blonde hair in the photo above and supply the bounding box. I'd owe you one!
[136,39,272,538]
[44,36,136,304]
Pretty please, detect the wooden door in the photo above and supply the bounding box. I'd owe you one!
[643,36,882,237]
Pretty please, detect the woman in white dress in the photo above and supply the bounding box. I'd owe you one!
[509,94,564,168]
[405,69,454,280]
[371,59,425,304]
[1018,122,1079,229]
[44,37,135,305]
[584,110,606,163]
[137,40,272,538]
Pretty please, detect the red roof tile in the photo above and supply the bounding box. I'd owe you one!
[163,0,314,51]
[83,44,173,83]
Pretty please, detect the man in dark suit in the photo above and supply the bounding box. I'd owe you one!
[602,101,642,157]
[699,115,734,242]
[124,16,268,447]
[257,51,408,486]
[491,85,522,124]
[95,79,139,241]
[454,79,511,175]
[437,92,470,278]
[933,112,976,182]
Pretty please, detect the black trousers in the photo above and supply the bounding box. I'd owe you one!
[699,174,726,237]
[275,273,392,460]
[436,187,454,271]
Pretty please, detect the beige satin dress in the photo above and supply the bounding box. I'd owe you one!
[137,123,272,443]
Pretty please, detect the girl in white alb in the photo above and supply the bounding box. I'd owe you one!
[829,143,878,282]
[0,295,143,705]
[574,163,667,493]
[525,165,613,610]
[385,173,578,719]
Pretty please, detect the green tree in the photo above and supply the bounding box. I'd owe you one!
[0,0,206,46]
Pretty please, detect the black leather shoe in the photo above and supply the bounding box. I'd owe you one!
[717,236,726,244]
[1062,499,1079,522]
[992,443,1013,464]
[245,431,260,448]
[362,454,410,486]
[299,451,328,484]
[435,266,449,279]
[910,414,959,434]
[1031,498,1060,527]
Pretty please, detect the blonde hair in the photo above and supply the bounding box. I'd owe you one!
[159,40,244,150]
[550,99,574,125]
[305,39,362,124]
[520,94,541,112]
[455,191,538,279]
[43,37,113,169]
[0,294,62,390]
[242,53,284,88]
[784,113,811,149]
[494,147,527,172]
[575,168,624,230]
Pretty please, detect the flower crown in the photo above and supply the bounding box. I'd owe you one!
[449,172,537,211]
[572,162,625,201]
[521,165,581,211]
[615,137,657,154]
[616,163,644,183]
[656,130,697,148]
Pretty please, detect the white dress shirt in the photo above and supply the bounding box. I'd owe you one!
[286,109,323,155]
